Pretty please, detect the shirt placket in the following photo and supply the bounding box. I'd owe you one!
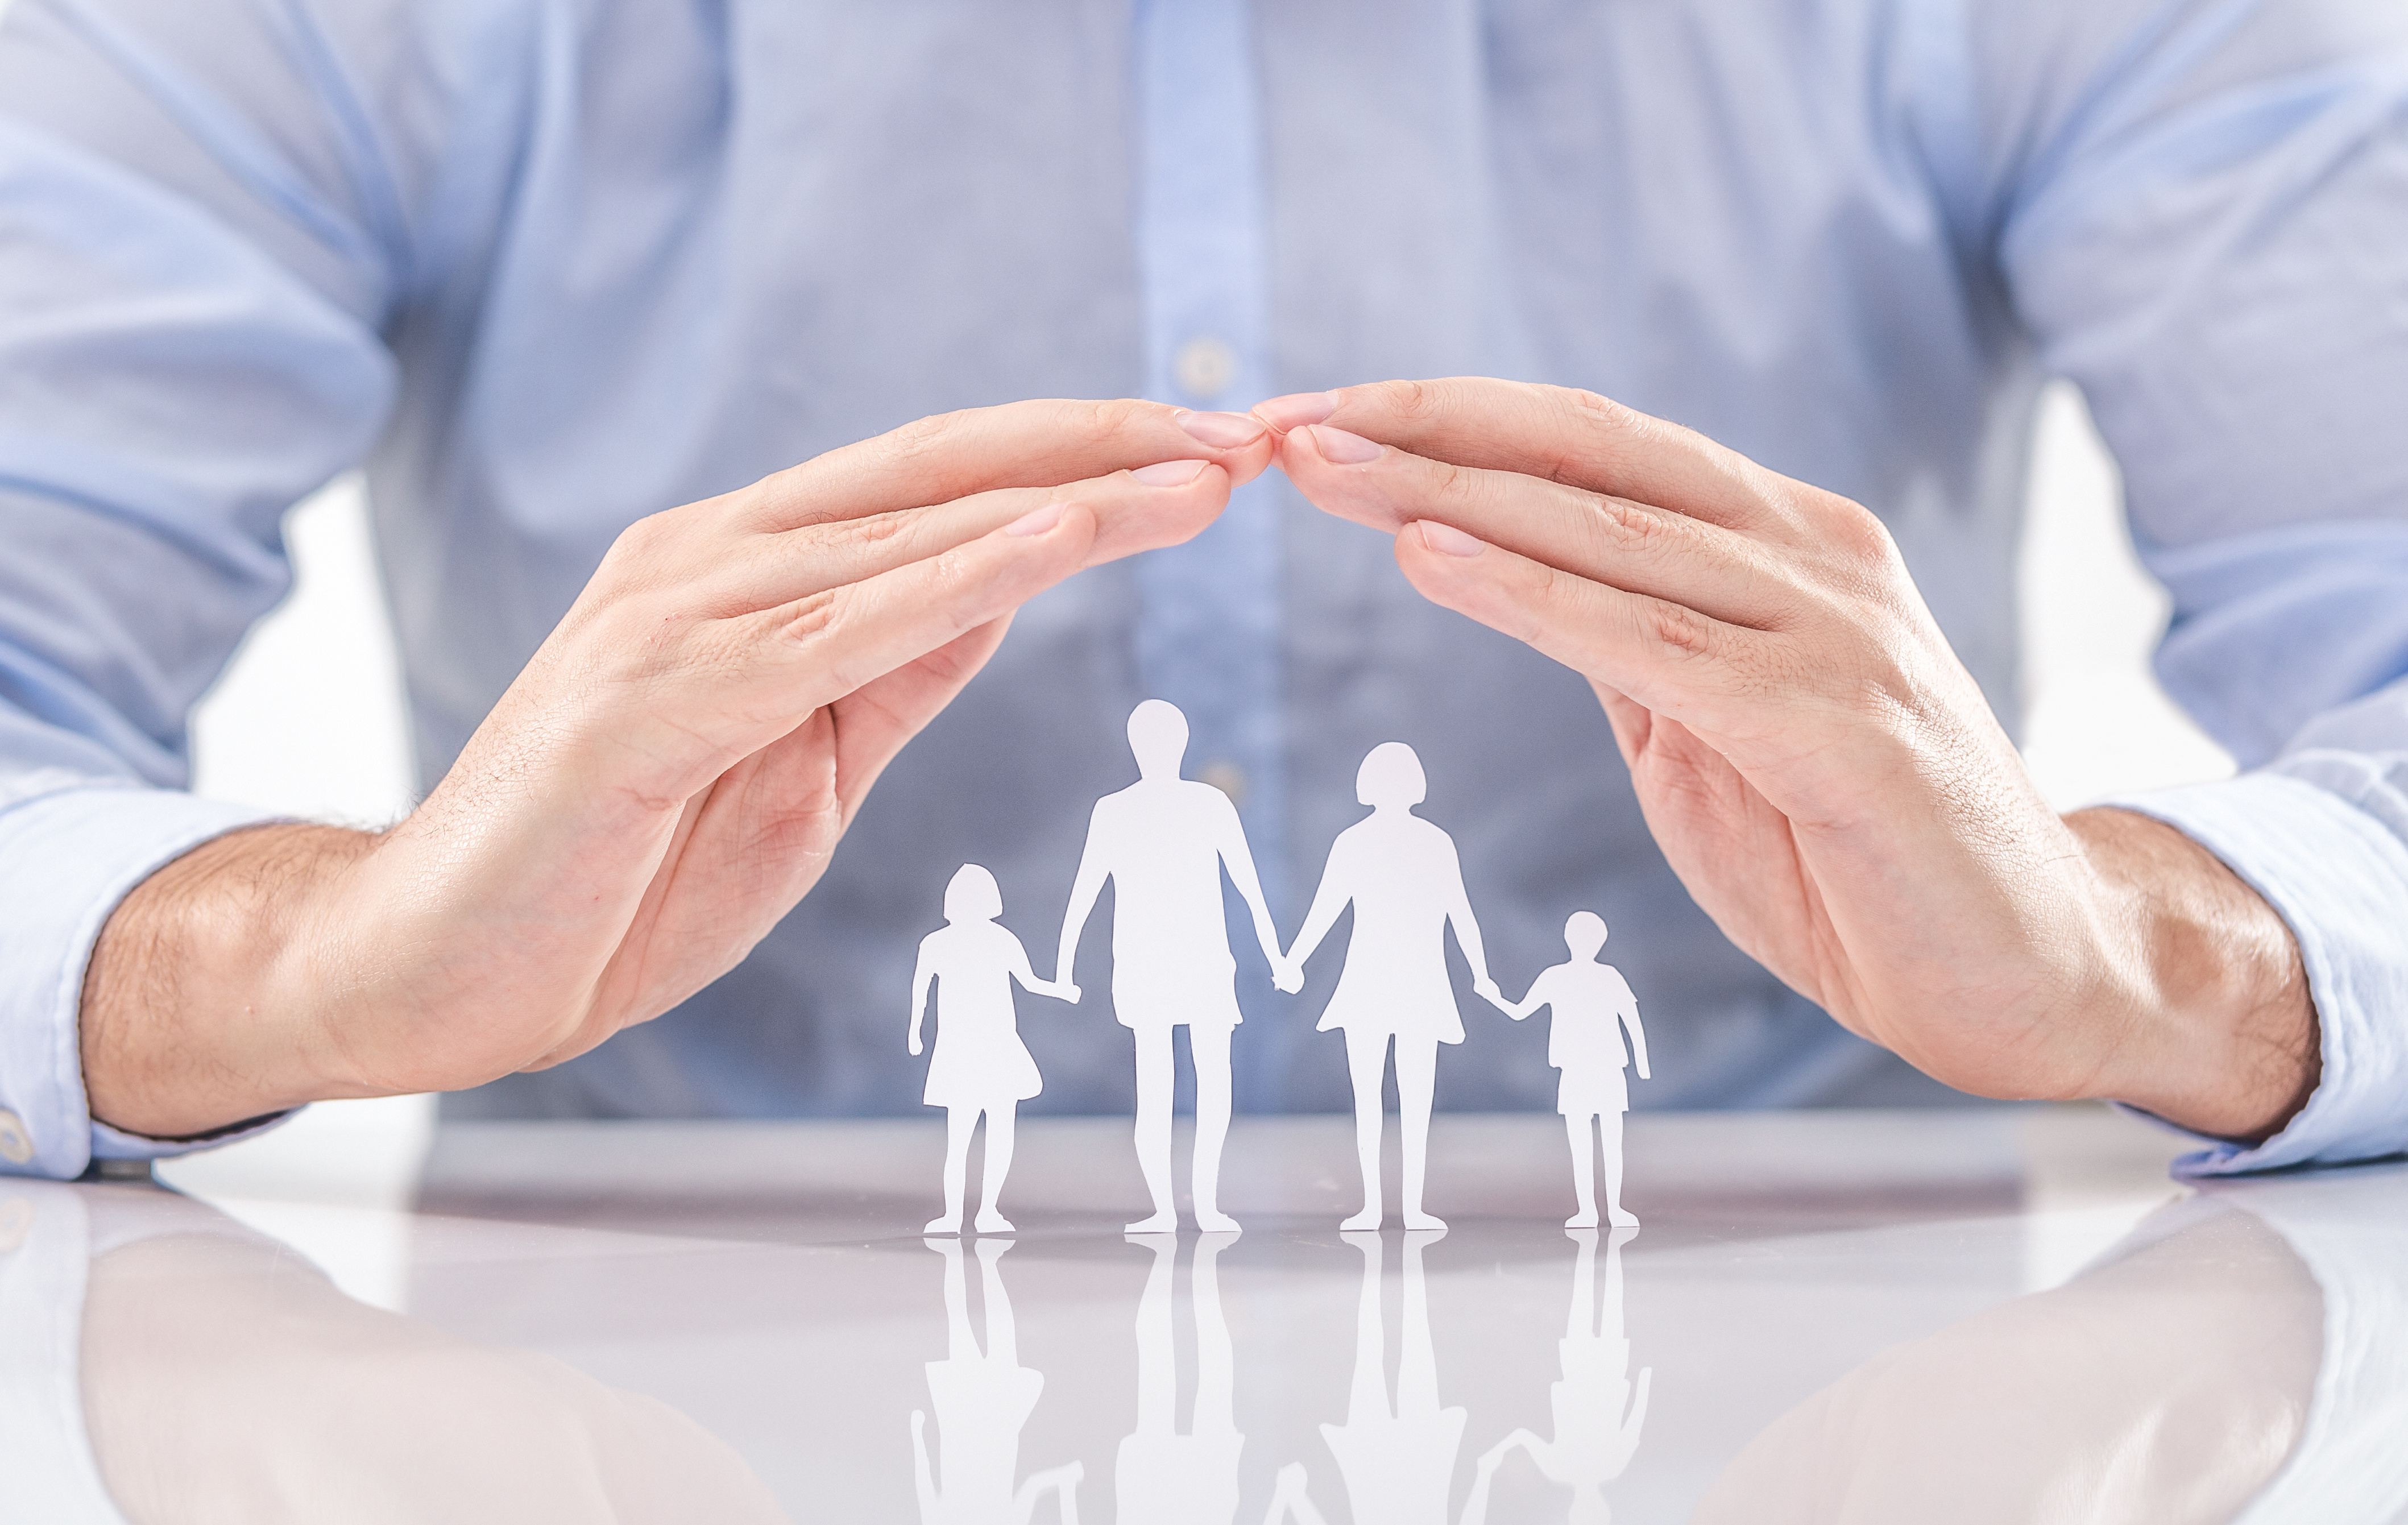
[1130,0,1289,1088]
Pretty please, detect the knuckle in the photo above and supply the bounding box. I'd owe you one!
[1383,378,1443,425]
[781,589,842,645]
[1589,493,1667,557]
[1643,598,1716,661]
[881,408,972,468]
[1084,396,1156,444]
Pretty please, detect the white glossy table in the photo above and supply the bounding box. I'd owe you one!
[16,1106,2404,1522]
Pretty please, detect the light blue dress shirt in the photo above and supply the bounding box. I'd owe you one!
[2,0,2405,1180]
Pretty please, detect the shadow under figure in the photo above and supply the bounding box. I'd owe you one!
[1286,742,1503,1230]
[910,1237,1085,1525]
[909,865,1075,1236]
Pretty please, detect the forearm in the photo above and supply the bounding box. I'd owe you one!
[80,823,380,1139]
[2070,807,2316,1141]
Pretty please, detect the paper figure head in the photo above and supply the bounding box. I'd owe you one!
[1127,699,1190,779]
[1355,741,1427,807]
[943,863,1003,923]
[1565,911,1609,957]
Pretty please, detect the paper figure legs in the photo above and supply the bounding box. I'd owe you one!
[1287,743,1502,1230]
[1116,1233,1244,1524]
[1314,1229,1466,1525]
[910,1238,1085,1524]
[1462,1228,1650,1525]
[911,865,1076,1236]
[1055,701,1286,1233]
[1504,914,1649,1229]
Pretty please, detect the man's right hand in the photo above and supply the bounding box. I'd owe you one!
[82,401,1275,1138]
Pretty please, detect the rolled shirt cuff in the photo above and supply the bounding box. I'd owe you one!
[0,785,291,1180]
[2107,771,2408,1178]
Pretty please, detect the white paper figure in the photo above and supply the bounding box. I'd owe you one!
[1460,1228,1651,1525]
[1315,1229,1466,1525]
[1285,743,1502,1230]
[1501,914,1649,1229]
[910,1237,1086,1525]
[911,865,1076,1236]
[1116,1233,1245,1524]
[1055,701,1288,1233]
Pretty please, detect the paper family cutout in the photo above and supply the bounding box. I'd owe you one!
[913,1227,1649,1525]
[906,701,1651,1236]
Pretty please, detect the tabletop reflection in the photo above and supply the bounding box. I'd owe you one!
[1465,1228,1650,1525]
[912,1237,1084,1523]
[9,1113,2404,1521]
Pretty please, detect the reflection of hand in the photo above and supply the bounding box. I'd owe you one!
[83,1220,794,1524]
[1692,1204,2321,1524]
[1269,379,2315,1139]
[83,402,1280,1138]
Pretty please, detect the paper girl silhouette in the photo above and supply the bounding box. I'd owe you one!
[1286,742,1502,1231]
[1502,914,1649,1229]
[910,1237,1085,1524]
[1055,701,1288,1234]
[1461,1227,1651,1525]
[910,864,1076,1236]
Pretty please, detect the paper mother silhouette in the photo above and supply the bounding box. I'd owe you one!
[1504,914,1651,1228]
[1286,742,1502,1232]
[1055,700,1287,1234]
[910,865,1076,1236]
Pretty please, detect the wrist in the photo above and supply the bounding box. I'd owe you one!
[80,823,382,1138]
[2066,808,2318,1141]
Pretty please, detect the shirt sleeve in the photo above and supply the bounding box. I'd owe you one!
[0,1,423,1176]
[1951,1,2408,1171]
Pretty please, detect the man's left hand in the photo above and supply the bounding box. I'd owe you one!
[1265,378,2315,1141]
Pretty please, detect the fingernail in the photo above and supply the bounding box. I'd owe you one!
[1131,459,1209,486]
[1417,520,1485,557]
[1176,410,1267,448]
[1255,391,1338,430]
[1005,502,1066,537]
[1306,425,1383,465]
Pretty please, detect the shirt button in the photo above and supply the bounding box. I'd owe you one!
[1200,761,1247,805]
[1174,337,1238,403]
[0,1110,31,1165]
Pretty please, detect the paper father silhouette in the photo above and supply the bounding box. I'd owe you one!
[910,702,1657,1237]
[1055,699,1287,1234]
[909,865,1075,1236]
[1502,914,1651,1228]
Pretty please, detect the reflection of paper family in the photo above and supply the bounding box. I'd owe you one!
[906,702,1651,1234]
[913,1228,1651,1525]
[910,1237,1085,1524]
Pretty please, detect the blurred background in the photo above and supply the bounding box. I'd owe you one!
[164,380,2236,1228]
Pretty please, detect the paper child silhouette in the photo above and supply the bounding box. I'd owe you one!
[1312,1229,1466,1525]
[910,1237,1085,1525]
[1115,1233,1244,1525]
[1286,742,1501,1230]
[1055,700,1288,1234]
[911,864,1076,1236]
[1502,914,1649,1229]
[1461,1228,1651,1525]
